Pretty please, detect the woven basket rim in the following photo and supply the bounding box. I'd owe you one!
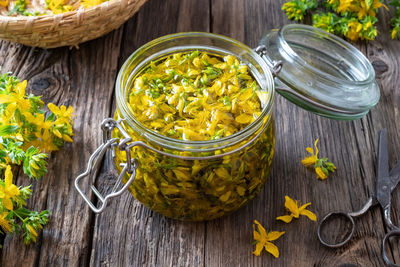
[0,0,123,21]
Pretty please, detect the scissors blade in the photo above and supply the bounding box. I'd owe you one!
[376,130,391,209]
[390,161,400,177]
[387,162,400,193]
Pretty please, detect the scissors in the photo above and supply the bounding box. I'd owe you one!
[317,130,400,266]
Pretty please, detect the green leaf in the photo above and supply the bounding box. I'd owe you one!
[0,125,18,136]
[365,0,374,9]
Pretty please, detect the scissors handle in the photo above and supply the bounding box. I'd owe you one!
[318,197,375,248]
[317,211,355,248]
[382,230,400,267]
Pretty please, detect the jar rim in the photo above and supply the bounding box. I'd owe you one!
[278,24,375,87]
[115,32,275,152]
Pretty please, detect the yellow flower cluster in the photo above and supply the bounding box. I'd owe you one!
[330,0,387,19]
[45,0,73,14]
[4,0,108,16]
[327,0,387,41]
[283,0,398,40]
[253,196,316,257]
[0,73,74,244]
[45,0,107,14]
[0,80,74,154]
[301,139,336,180]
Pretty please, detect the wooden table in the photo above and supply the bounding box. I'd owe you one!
[1,0,399,266]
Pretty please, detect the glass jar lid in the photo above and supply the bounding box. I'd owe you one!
[259,24,380,120]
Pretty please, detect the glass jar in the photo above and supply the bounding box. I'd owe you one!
[260,24,379,120]
[75,25,379,220]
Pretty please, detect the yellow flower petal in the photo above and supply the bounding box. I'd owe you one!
[66,106,74,116]
[391,29,398,39]
[235,113,253,124]
[305,147,314,154]
[15,80,27,97]
[53,129,62,138]
[0,188,5,198]
[301,156,316,167]
[300,209,317,221]
[299,202,311,211]
[264,242,280,258]
[4,165,12,188]
[47,103,59,115]
[253,225,261,241]
[0,212,12,232]
[276,215,293,223]
[253,220,267,238]
[2,197,13,210]
[284,195,298,214]
[266,231,285,241]
[315,167,327,179]
[62,134,73,142]
[7,184,20,196]
[0,94,12,104]
[27,225,38,237]
[253,242,264,256]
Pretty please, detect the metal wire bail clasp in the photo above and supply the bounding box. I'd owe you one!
[74,118,137,213]
[255,45,282,77]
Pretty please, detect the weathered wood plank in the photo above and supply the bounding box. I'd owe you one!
[365,8,400,264]
[0,28,124,266]
[205,0,398,266]
[89,0,210,266]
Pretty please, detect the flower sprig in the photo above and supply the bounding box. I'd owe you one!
[391,0,400,39]
[0,72,74,244]
[282,0,318,21]
[282,0,396,41]
[301,138,336,179]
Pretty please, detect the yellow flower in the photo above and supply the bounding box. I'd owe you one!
[31,129,59,152]
[315,167,327,180]
[301,138,319,167]
[0,165,20,211]
[337,0,353,13]
[0,81,31,113]
[276,196,317,223]
[0,0,8,7]
[0,212,12,232]
[48,103,74,122]
[346,20,363,41]
[81,0,104,8]
[25,113,52,131]
[252,220,285,257]
[46,0,74,14]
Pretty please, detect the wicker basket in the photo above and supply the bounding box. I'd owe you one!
[0,0,147,48]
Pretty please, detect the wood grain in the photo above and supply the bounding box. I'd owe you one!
[89,1,210,266]
[0,0,399,266]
